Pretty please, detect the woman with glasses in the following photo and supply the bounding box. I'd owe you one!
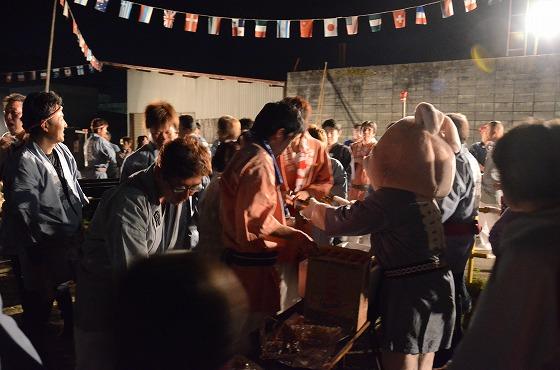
[74,137,211,370]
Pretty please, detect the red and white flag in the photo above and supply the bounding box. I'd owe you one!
[464,0,477,12]
[300,20,313,38]
[441,0,454,18]
[393,9,406,29]
[163,10,176,29]
[416,6,427,25]
[185,13,199,32]
[324,18,337,37]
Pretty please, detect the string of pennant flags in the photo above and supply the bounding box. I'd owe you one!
[71,0,489,38]
[60,0,103,71]
[2,64,99,85]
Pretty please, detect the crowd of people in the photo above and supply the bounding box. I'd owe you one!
[0,90,558,370]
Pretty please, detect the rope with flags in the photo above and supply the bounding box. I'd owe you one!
[1,63,99,85]
[60,0,103,71]
[70,0,494,39]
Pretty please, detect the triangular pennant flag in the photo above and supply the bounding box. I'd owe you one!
[368,14,382,32]
[300,20,313,38]
[393,9,406,29]
[4,73,12,83]
[232,19,245,37]
[72,19,79,34]
[28,71,37,81]
[64,67,72,77]
[94,0,109,12]
[345,16,358,35]
[324,18,337,37]
[277,20,290,38]
[208,17,222,35]
[416,6,427,25]
[16,73,25,82]
[90,58,102,71]
[74,0,88,6]
[255,20,267,38]
[52,68,61,79]
[441,0,454,18]
[119,0,132,19]
[185,13,199,32]
[464,0,477,12]
[163,10,176,28]
[138,5,153,24]
[76,65,85,76]
[63,1,69,17]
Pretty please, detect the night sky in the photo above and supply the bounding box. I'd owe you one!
[4,0,555,81]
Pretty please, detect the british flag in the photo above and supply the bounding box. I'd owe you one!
[185,13,199,32]
[163,10,176,28]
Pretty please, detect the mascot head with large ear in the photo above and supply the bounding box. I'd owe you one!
[365,102,459,199]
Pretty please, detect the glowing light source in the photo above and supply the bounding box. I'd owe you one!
[526,0,560,39]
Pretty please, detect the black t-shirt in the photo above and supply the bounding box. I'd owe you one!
[46,150,72,204]
[329,143,352,179]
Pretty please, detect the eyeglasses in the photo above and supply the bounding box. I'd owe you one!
[171,183,203,194]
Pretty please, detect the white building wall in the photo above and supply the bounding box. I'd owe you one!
[127,69,284,140]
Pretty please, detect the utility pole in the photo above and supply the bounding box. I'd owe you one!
[45,0,57,92]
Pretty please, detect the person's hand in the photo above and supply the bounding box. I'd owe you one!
[293,190,311,202]
[300,197,320,221]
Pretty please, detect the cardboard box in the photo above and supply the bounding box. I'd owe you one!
[304,247,372,332]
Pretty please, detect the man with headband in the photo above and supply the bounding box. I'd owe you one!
[0,91,88,364]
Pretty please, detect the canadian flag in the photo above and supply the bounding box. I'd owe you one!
[323,18,337,37]
[393,9,406,29]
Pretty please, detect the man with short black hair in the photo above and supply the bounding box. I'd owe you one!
[322,119,352,180]
[83,118,117,179]
[239,117,254,133]
[220,101,316,325]
[75,137,212,370]
[179,114,209,150]
[1,91,88,362]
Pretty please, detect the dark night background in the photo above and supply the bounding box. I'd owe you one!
[0,0,558,138]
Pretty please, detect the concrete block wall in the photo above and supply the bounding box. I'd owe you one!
[286,54,560,143]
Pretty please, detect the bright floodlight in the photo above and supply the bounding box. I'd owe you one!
[526,0,560,38]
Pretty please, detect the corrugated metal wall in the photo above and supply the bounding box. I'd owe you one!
[127,70,284,142]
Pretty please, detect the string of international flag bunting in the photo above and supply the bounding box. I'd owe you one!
[2,64,99,85]
[2,0,501,82]
[76,0,485,38]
